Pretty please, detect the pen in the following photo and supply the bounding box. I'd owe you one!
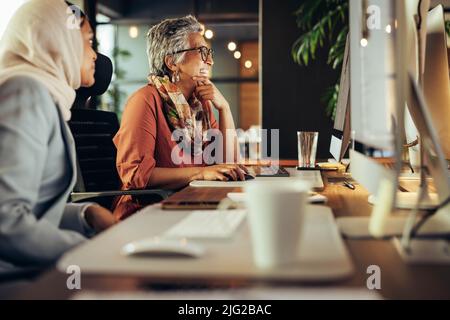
[343,181,355,190]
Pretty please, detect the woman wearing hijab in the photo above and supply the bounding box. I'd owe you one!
[113,16,248,220]
[0,0,115,273]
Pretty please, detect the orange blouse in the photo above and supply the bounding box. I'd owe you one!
[112,84,218,220]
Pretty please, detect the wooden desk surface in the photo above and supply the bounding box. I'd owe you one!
[5,162,450,300]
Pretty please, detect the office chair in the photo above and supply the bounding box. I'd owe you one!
[68,108,171,207]
[69,53,170,207]
[73,52,113,109]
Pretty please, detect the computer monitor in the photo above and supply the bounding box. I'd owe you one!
[399,3,449,207]
[337,0,410,238]
[338,1,450,246]
[422,5,450,160]
[329,34,351,162]
[403,0,430,169]
[407,73,450,203]
[403,4,450,206]
[348,0,402,197]
[392,4,450,264]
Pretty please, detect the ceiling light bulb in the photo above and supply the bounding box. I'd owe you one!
[129,26,139,39]
[204,29,214,39]
[228,42,237,51]
[360,38,368,47]
[385,24,392,34]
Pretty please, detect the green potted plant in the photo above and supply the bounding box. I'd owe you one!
[292,2,449,119]
[291,0,348,119]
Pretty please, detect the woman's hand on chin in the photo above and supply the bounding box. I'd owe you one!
[193,76,230,111]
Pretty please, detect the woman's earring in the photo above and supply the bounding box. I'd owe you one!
[172,70,180,83]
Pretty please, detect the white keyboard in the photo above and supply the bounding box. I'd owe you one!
[164,210,247,239]
[190,168,324,189]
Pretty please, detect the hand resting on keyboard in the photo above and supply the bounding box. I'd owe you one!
[199,164,250,181]
[223,171,255,181]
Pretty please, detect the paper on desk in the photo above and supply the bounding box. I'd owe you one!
[227,192,328,204]
[72,287,382,300]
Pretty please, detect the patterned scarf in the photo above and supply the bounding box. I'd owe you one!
[149,75,212,156]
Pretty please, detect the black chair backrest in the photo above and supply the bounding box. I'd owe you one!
[68,109,121,192]
[73,53,113,109]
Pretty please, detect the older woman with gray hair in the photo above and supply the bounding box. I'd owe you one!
[113,15,247,220]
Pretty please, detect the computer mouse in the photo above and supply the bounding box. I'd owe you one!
[244,173,255,180]
[121,238,205,258]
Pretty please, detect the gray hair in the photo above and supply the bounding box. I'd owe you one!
[146,15,203,77]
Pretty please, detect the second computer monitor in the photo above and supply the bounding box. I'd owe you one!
[423,5,450,160]
[329,34,351,162]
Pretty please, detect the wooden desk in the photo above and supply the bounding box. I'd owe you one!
[5,161,450,299]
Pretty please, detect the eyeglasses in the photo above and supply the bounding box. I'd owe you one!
[172,46,214,62]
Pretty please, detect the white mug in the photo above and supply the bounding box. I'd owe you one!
[244,181,310,269]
